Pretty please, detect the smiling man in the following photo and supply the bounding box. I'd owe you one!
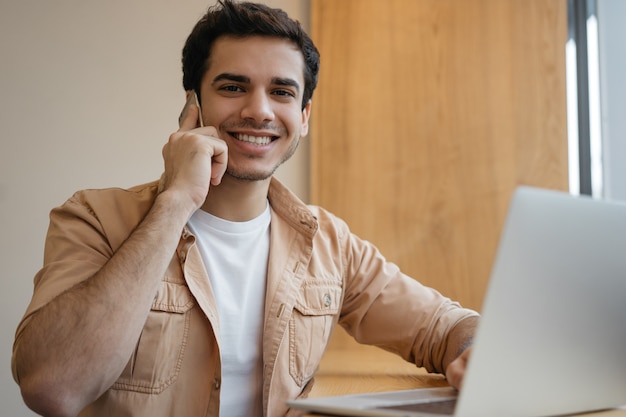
[195,35,310,199]
[11,1,478,417]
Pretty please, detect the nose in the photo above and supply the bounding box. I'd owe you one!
[240,89,275,123]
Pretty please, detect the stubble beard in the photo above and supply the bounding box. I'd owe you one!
[226,136,300,182]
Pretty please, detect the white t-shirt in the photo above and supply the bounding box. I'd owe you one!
[187,202,270,417]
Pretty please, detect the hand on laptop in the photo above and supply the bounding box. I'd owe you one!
[445,346,472,390]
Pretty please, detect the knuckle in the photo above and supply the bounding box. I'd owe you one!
[168,131,181,143]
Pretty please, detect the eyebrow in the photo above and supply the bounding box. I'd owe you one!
[212,73,249,85]
[272,77,301,93]
[212,73,301,93]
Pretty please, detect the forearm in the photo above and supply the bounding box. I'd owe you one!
[15,190,196,417]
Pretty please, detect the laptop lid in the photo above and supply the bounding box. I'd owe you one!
[456,186,626,416]
[288,186,626,417]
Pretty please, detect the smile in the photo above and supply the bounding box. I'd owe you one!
[233,133,275,145]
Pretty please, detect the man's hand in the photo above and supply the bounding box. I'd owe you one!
[160,91,228,211]
[445,346,472,390]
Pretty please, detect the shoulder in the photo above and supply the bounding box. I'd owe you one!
[52,180,160,245]
[67,180,159,207]
[62,180,159,216]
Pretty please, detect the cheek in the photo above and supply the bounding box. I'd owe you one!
[284,108,309,136]
[202,104,233,129]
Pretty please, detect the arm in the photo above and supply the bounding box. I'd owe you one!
[13,94,227,417]
[337,229,479,389]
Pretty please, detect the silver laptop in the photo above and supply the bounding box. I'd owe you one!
[288,186,626,417]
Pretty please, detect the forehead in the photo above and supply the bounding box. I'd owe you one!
[204,36,305,86]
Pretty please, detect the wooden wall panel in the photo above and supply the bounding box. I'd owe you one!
[310,0,568,317]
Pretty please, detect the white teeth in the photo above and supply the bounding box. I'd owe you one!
[235,133,272,145]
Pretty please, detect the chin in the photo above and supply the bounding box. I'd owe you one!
[226,167,277,182]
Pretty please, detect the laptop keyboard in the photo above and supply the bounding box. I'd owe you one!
[377,398,457,415]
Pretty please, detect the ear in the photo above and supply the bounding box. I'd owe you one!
[300,100,312,137]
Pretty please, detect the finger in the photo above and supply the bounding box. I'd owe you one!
[178,91,201,131]
[210,140,229,185]
[445,360,462,389]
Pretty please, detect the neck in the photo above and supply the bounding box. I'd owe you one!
[200,174,271,222]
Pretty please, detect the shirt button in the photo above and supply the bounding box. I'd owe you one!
[179,251,186,263]
[322,293,332,308]
[214,378,221,390]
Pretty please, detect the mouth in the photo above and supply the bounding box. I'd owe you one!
[231,132,278,145]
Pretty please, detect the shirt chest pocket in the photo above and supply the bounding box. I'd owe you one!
[289,281,342,386]
[112,281,195,394]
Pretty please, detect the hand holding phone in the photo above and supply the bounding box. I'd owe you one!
[161,91,228,209]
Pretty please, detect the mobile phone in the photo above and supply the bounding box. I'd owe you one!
[193,91,204,127]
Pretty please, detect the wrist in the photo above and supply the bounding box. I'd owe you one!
[154,187,201,224]
[442,315,479,372]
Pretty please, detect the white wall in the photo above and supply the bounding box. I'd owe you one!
[597,0,626,201]
[0,1,309,415]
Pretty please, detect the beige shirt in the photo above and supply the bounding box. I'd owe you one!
[12,178,478,417]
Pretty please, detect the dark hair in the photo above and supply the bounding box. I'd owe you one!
[182,0,320,110]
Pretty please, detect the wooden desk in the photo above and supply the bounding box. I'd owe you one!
[305,343,626,417]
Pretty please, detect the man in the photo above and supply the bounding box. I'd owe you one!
[11,1,479,416]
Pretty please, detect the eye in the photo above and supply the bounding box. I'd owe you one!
[220,84,244,93]
[272,89,296,99]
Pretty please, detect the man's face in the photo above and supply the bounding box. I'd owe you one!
[199,36,311,182]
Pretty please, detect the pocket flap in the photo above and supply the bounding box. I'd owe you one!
[294,283,342,316]
[151,282,195,313]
